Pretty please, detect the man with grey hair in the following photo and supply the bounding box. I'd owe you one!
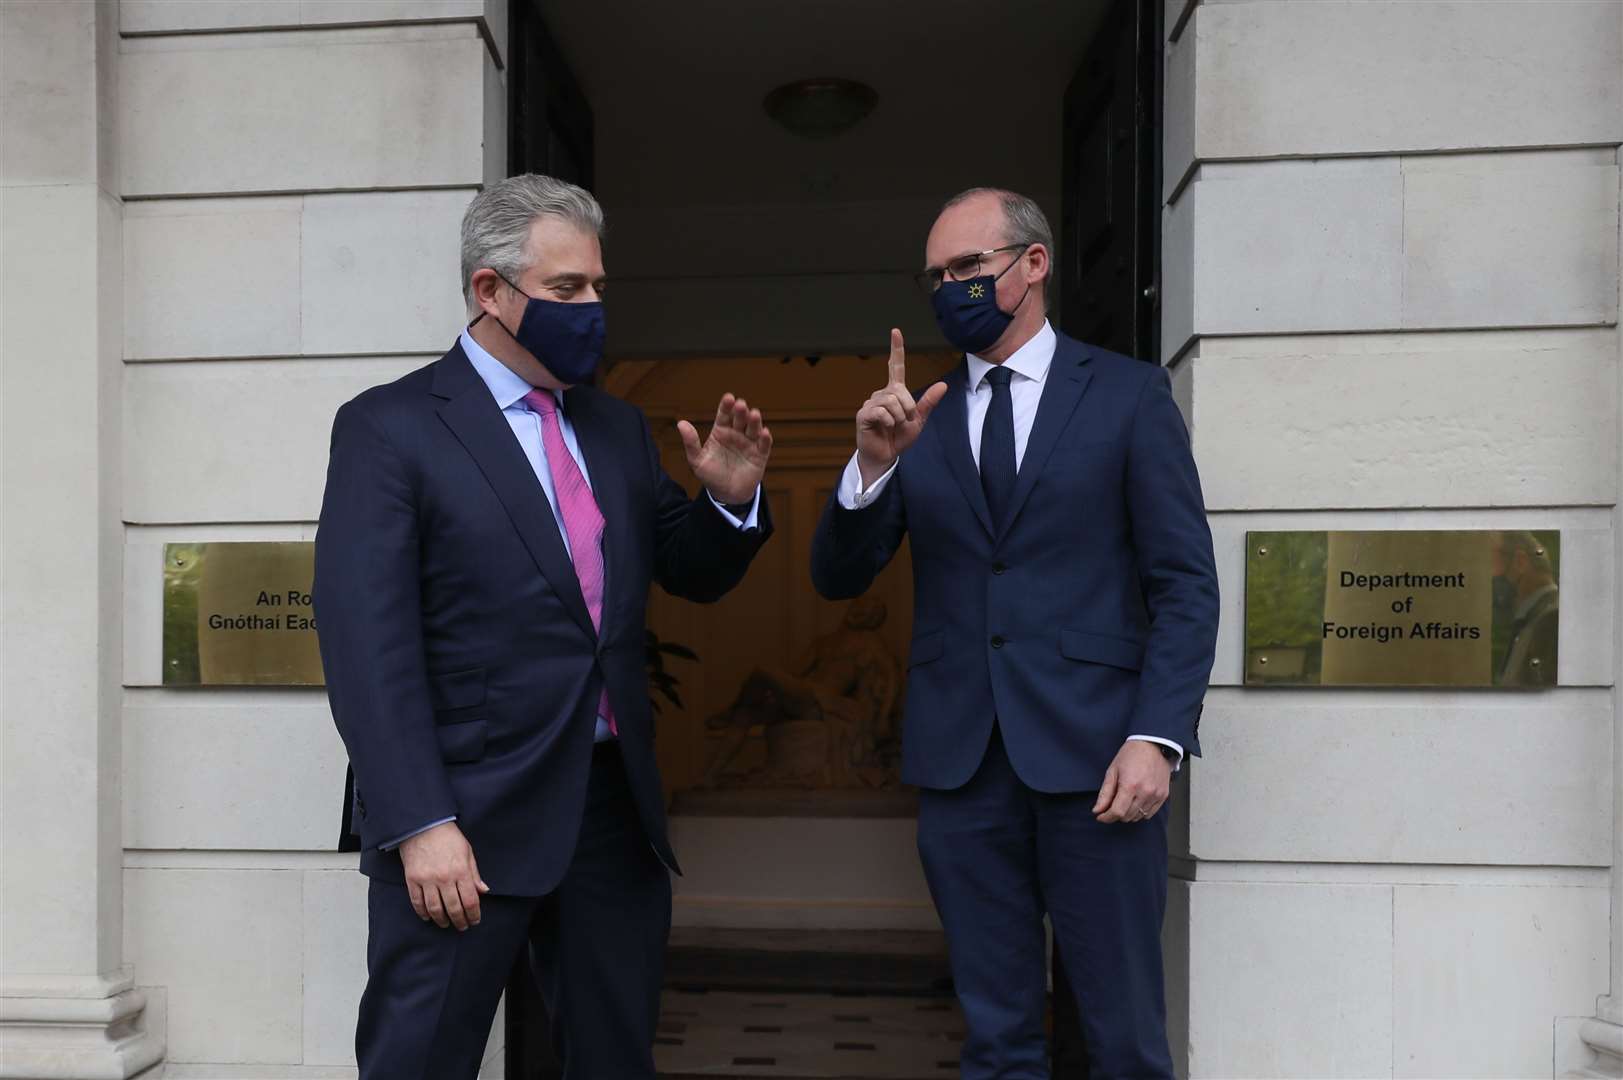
[314,173,775,1079]
[813,187,1218,1077]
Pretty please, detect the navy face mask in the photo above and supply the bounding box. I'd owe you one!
[930,248,1031,354]
[477,272,606,386]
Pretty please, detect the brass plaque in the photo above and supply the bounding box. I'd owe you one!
[1245,530,1559,688]
[163,542,324,686]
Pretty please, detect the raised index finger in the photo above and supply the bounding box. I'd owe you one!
[886,328,906,388]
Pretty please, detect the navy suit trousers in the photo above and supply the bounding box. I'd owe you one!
[356,743,671,1080]
[917,727,1173,1080]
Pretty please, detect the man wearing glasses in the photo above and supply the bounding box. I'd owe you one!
[812,188,1218,1078]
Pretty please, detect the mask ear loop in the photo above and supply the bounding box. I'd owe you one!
[989,243,1035,315]
[467,270,527,338]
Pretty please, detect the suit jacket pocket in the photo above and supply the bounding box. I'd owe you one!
[435,718,488,763]
[908,630,945,668]
[1059,628,1145,671]
[428,666,486,711]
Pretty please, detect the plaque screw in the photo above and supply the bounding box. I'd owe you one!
[1530,658,1542,668]
[1257,546,1269,557]
[1258,655,1269,665]
[1535,548,1546,557]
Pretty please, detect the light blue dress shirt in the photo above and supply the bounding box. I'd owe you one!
[379,330,761,850]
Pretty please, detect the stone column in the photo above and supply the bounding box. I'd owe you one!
[1563,198,1623,1080]
[0,1,163,1075]
[1563,32,1623,1067]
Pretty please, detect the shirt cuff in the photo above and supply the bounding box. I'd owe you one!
[706,484,761,530]
[836,452,898,509]
[378,816,456,851]
[1127,735,1184,773]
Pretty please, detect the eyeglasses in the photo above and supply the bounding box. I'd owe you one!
[913,244,1030,294]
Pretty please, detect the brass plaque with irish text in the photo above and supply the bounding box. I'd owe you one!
[163,542,324,686]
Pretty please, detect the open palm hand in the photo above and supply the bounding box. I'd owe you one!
[678,393,773,506]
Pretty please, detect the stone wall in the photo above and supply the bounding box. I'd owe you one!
[1160,2,1622,1077]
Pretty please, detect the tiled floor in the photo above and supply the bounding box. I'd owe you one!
[654,988,965,1078]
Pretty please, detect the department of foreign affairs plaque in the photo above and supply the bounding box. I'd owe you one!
[1244,530,1559,688]
[163,542,324,686]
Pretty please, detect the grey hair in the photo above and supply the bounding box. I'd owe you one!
[460,174,605,308]
[939,187,1055,308]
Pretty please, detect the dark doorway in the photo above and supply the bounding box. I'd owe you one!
[502,0,1165,1075]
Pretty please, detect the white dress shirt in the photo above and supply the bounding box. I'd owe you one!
[380,331,761,850]
[835,320,1184,768]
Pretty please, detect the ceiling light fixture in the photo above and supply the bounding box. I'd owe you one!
[763,78,878,139]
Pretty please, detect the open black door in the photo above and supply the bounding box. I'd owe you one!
[1052,1,1164,1076]
[1057,0,1163,364]
[508,0,593,188]
[504,8,592,1078]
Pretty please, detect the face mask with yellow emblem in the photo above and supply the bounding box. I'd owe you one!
[929,250,1031,354]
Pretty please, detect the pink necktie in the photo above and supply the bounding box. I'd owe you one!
[522,389,616,737]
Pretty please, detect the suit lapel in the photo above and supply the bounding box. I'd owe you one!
[934,362,995,539]
[1000,337,1094,538]
[432,347,597,640]
[560,387,625,636]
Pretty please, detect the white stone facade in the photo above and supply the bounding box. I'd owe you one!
[1162,2,1622,1077]
[0,1,1617,1077]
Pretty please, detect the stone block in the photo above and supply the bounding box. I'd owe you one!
[124,699,347,851]
[1182,331,1619,510]
[119,28,486,196]
[123,357,426,523]
[124,867,304,1063]
[124,198,302,360]
[300,190,471,357]
[1188,690,1614,866]
[1402,153,1619,329]
[1393,883,1611,1077]
[1187,881,1392,1077]
[1163,152,1620,355]
[1168,1,1623,190]
[1183,160,1406,343]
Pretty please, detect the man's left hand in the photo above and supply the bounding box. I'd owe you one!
[1093,740,1173,824]
[678,392,773,505]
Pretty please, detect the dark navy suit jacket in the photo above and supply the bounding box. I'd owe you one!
[314,341,771,896]
[811,333,1217,793]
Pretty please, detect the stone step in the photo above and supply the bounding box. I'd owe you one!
[665,928,954,997]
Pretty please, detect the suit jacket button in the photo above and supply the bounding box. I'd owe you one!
[992,561,1007,575]
[990,635,1005,649]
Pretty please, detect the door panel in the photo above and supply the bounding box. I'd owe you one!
[1059,0,1162,364]
[509,0,593,188]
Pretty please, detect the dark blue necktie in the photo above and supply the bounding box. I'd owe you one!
[979,365,1016,529]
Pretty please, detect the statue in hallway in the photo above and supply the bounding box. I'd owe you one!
[699,596,903,790]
